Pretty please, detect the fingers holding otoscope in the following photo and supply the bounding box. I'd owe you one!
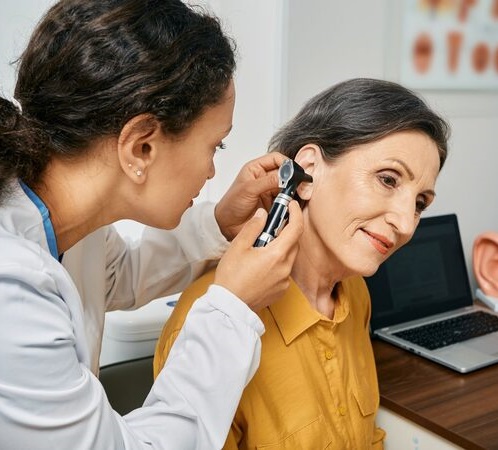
[254,159,313,247]
[214,159,310,311]
[214,199,304,311]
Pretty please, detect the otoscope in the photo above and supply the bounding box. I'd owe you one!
[254,159,313,247]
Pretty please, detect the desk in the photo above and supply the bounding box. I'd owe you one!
[373,340,498,450]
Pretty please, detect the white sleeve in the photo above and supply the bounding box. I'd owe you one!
[105,202,230,311]
[124,285,264,449]
[0,262,264,450]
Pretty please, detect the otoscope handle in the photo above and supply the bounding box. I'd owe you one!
[253,158,312,248]
[253,192,292,247]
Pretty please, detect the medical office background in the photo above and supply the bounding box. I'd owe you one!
[2,1,498,448]
[2,0,497,293]
[2,0,498,291]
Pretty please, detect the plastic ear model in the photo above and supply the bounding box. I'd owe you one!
[473,232,498,311]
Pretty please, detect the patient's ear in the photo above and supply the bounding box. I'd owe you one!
[294,145,320,201]
[473,232,498,298]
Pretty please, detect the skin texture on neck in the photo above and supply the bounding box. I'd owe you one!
[34,138,126,254]
[290,256,338,320]
[290,228,346,320]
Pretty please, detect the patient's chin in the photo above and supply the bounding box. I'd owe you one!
[360,264,381,279]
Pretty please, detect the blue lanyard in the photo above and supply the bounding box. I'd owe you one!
[20,181,60,261]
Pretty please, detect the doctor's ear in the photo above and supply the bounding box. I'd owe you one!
[473,232,498,298]
[117,114,163,183]
[294,145,321,201]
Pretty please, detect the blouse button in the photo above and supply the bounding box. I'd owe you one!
[325,349,333,360]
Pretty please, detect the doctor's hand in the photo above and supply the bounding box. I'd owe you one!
[215,152,287,241]
[214,201,303,312]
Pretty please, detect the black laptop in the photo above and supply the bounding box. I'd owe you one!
[366,214,498,373]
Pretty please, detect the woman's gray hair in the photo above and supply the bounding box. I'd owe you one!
[269,78,449,170]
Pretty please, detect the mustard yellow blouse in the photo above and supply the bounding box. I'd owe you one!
[154,269,385,449]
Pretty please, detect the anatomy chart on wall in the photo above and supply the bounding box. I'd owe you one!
[400,0,498,89]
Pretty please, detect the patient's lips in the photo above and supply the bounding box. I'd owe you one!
[363,229,394,255]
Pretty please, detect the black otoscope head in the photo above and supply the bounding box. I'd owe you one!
[279,159,313,198]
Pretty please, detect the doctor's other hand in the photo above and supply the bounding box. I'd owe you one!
[215,152,288,241]
[214,200,303,312]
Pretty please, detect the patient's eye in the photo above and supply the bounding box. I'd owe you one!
[416,195,431,215]
[378,173,399,188]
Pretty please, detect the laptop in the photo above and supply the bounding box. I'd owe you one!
[366,213,498,373]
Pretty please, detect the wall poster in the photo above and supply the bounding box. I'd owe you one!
[400,0,498,89]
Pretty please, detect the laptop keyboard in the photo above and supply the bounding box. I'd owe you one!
[393,311,498,350]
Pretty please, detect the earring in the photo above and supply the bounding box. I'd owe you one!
[128,163,142,176]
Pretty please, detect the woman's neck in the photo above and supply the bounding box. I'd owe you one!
[33,146,123,253]
[291,235,347,319]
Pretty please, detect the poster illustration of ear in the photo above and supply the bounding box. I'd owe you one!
[401,0,498,89]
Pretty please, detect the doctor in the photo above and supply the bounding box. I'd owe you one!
[0,1,302,449]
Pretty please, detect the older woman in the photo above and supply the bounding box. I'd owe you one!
[154,78,449,449]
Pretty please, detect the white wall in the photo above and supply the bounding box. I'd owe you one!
[197,0,286,200]
[0,1,55,98]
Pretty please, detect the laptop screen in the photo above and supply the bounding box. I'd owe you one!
[366,214,473,331]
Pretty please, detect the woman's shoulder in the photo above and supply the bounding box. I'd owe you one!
[0,233,53,272]
[0,232,78,307]
[168,268,217,327]
[0,234,77,330]
[154,268,217,377]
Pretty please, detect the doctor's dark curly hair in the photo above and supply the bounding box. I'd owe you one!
[0,0,236,201]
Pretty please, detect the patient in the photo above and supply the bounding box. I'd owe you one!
[154,78,449,449]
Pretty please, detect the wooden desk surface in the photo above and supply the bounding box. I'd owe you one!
[373,339,498,450]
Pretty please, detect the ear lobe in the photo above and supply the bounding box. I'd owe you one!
[294,145,320,200]
[473,232,498,298]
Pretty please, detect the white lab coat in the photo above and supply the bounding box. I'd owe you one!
[0,181,264,450]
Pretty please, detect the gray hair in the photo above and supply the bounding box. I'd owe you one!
[269,78,449,170]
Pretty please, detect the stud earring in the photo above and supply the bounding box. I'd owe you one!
[128,163,142,176]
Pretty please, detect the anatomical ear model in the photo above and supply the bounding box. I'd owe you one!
[473,232,498,311]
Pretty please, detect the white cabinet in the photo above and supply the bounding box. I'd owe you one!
[377,406,463,450]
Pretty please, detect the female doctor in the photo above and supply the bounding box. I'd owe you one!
[0,1,303,449]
